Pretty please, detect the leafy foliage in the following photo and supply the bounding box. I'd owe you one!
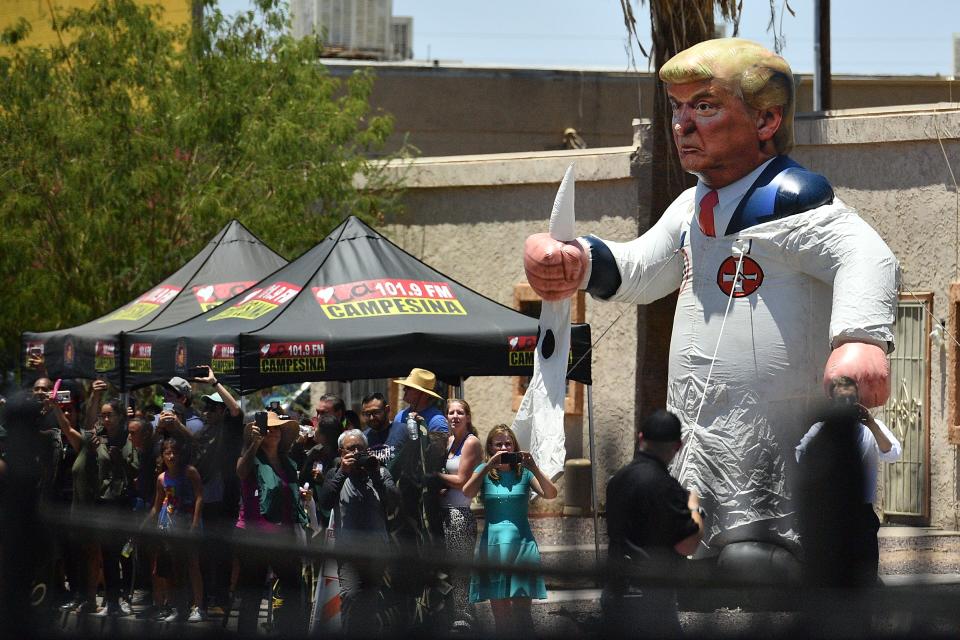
[0,0,405,371]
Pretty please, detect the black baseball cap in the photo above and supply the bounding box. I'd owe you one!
[640,409,683,442]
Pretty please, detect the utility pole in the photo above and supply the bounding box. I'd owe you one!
[813,0,831,111]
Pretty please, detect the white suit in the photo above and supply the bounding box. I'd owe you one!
[585,156,899,551]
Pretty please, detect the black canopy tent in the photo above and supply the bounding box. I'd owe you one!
[21,220,288,390]
[125,216,591,393]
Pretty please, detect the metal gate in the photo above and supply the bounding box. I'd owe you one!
[879,294,931,521]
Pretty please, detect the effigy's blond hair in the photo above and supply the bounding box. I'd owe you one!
[660,38,795,154]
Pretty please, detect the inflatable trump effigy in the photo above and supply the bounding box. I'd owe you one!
[524,38,900,562]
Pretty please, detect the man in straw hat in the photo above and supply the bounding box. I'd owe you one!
[390,368,449,437]
[524,38,898,570]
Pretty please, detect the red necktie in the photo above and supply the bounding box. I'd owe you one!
[698,190,719,237]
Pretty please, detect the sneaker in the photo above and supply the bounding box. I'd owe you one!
[187,606,203,623]
[118,599,132,616]
[162,607,179,623]
[130,589,150,605]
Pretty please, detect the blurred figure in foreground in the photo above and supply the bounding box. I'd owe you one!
[796,376,901,586]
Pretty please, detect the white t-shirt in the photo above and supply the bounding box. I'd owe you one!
[795,417,902,504]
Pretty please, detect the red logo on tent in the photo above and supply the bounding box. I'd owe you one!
[259,342,326,374]
[211,343,237,374]
[716,256,764,298]
[259,342,326,358]
[138,285,181,306]
[508,336,537,352]
[129,343,152,373]
[95,340,116,372]
[192,281,256,311]
[508,335,537,367]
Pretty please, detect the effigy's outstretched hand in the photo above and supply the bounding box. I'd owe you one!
[523,232,586,301]
[823,341,890,408]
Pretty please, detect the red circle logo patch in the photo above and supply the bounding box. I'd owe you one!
[716,256,764,297]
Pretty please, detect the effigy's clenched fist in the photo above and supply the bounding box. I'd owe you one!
[823,341,891,408]
[523,233,587,301]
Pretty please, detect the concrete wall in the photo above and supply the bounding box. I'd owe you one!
[377,104,960,525]
[792,104,960,530]
[327,60,960,157]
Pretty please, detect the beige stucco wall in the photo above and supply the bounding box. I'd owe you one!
[372,104,960,525]
[792,104,960,530]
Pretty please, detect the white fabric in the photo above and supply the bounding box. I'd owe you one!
[795,417,902,504]
[513,164,575,481]
[590,167,899,551]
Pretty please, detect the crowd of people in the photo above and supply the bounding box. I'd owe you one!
[0,349,902,638]
[0,364,559,637]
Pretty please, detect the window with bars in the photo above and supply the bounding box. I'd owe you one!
[879,293,931,521]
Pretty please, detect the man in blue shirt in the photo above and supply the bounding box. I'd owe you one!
[390,368,448,436]
[361,392,403,464]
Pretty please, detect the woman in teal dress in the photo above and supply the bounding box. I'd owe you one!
[462,424,558,634]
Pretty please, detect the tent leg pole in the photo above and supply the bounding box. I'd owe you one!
[587,384,600,580]
[459,377,465,399]
[345,381,352,409]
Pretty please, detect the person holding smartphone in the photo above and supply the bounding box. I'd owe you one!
[461,424,557,635]
[796,376,901,583]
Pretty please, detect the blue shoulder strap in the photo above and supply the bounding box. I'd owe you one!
[724,155,834,236]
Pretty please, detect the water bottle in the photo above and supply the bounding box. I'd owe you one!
[121,538,135,559]
[406,415,419,441]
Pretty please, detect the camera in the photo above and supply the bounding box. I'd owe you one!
[354,453,379,471]
[269,401,282,413]
[187,365,209,379]
[55,390,72,404]
[500,452,522,465]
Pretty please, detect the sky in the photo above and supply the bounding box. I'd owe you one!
[218,0,959,77]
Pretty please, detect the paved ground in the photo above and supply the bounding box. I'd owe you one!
[37,523,960,637]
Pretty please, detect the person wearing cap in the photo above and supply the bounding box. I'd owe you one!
[153,376,203,437]
[602,410,704,637]
[189,366,242,616]
[234,410,308,635]
[390,368,449,439]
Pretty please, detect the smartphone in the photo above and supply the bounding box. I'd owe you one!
[162,402,174,412]
[187,365,209,379]
[500,452,522,465]
[255,411,268,429]
[51,379,62,398]
[55,390,72,404]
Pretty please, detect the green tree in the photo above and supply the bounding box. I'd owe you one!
[0,0,404,371]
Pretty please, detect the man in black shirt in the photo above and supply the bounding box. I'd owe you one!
[603,410,704,637]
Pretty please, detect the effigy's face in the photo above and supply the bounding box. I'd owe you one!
[667,78,763,188]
